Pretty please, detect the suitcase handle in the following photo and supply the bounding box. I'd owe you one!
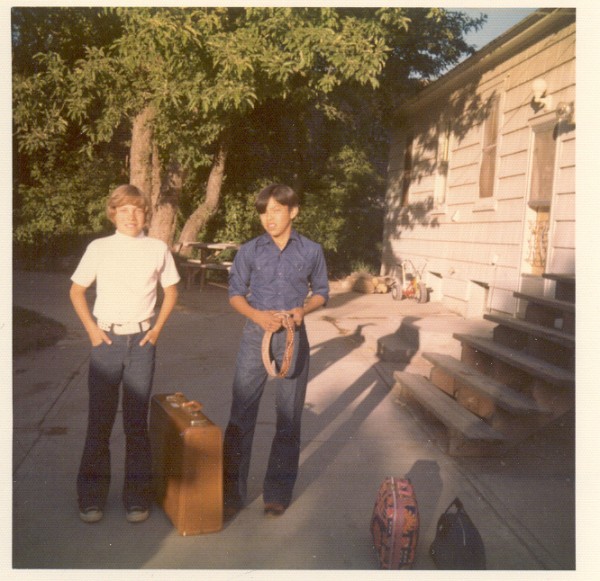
[166,392,186,403]
[181,400,203,412]
[165,393,203,412]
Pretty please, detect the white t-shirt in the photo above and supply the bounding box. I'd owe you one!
[71,231,180,324]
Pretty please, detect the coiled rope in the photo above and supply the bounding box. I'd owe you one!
[261,312,295,378]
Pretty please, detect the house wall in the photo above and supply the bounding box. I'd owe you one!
[383,15,575,318]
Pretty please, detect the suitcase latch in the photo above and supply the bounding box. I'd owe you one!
[190,417,209,426]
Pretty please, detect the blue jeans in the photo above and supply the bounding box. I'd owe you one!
[223,320,310,509]
[77,332,155,511]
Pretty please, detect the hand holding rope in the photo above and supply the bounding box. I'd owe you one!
[261,312,295,378]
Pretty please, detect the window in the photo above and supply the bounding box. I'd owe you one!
[479,96,500,198]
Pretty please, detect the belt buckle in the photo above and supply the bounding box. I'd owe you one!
[98,320,150,335]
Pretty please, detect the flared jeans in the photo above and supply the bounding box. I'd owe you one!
[223,320,310,509]
[77,331,155,511]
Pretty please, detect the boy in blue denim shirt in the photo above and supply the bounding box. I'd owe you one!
[225,183,329,518]
[70,185,180,524]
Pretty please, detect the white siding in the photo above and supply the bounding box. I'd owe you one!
[383,14,576,317]
[554,191,575,221]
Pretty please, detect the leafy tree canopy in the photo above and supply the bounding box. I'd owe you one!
[13,6,484,273]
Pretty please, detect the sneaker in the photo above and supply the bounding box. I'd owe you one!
[79,506,103,523]
[126,506,150,523]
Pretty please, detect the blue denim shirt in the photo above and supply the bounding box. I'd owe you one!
[228,230,329,311]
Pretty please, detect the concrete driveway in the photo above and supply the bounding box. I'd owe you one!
[10,269,575,574]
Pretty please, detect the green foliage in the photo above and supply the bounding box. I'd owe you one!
[12,6,485,275]
[209,190,263,244]
[295,144,385,276]
[348,260,378,276]
[12,7,123,74]
[14,155,126,253]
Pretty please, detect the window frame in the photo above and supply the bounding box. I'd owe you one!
[478,94,501,200]
[432,119,452,212]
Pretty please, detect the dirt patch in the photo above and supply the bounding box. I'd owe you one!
[13,306,67,355]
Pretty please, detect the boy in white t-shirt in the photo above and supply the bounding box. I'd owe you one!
[70,184,180,524]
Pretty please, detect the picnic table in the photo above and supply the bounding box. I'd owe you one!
[177,242,240,290]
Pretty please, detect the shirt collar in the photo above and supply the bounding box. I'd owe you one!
[256,228,301,248]
[114,230,146,241]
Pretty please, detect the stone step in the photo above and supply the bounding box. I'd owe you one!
[394,371,507,455]
[422,352,550,414]
[483,313,574,349]
[453,333,575,389]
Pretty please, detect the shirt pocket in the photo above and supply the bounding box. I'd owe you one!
[254,261,277,286]
[289,258,311,293]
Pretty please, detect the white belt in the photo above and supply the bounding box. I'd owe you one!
[97,319,151,335]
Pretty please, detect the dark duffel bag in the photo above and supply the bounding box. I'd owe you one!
[430,497,486,569]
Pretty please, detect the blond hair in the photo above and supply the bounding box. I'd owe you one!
[106,185,151,225]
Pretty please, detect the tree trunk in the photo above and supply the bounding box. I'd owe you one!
[177,133,229,257]
[129,106,154,199]
[148,150,181,246]
[130,106,180,246]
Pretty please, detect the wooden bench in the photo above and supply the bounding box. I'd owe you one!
[175,241,239,290]
[180,259,233,290]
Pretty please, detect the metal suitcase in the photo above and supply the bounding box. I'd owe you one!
[371,476,419,569]
[149,392,223,535]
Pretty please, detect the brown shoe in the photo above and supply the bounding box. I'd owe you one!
[264,502,286,517]
[223,505,240,521]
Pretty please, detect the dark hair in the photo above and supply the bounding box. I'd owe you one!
[255,184,299,214]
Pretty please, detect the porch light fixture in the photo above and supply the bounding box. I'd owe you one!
[556,101,575,124]
[531,78,552,112]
